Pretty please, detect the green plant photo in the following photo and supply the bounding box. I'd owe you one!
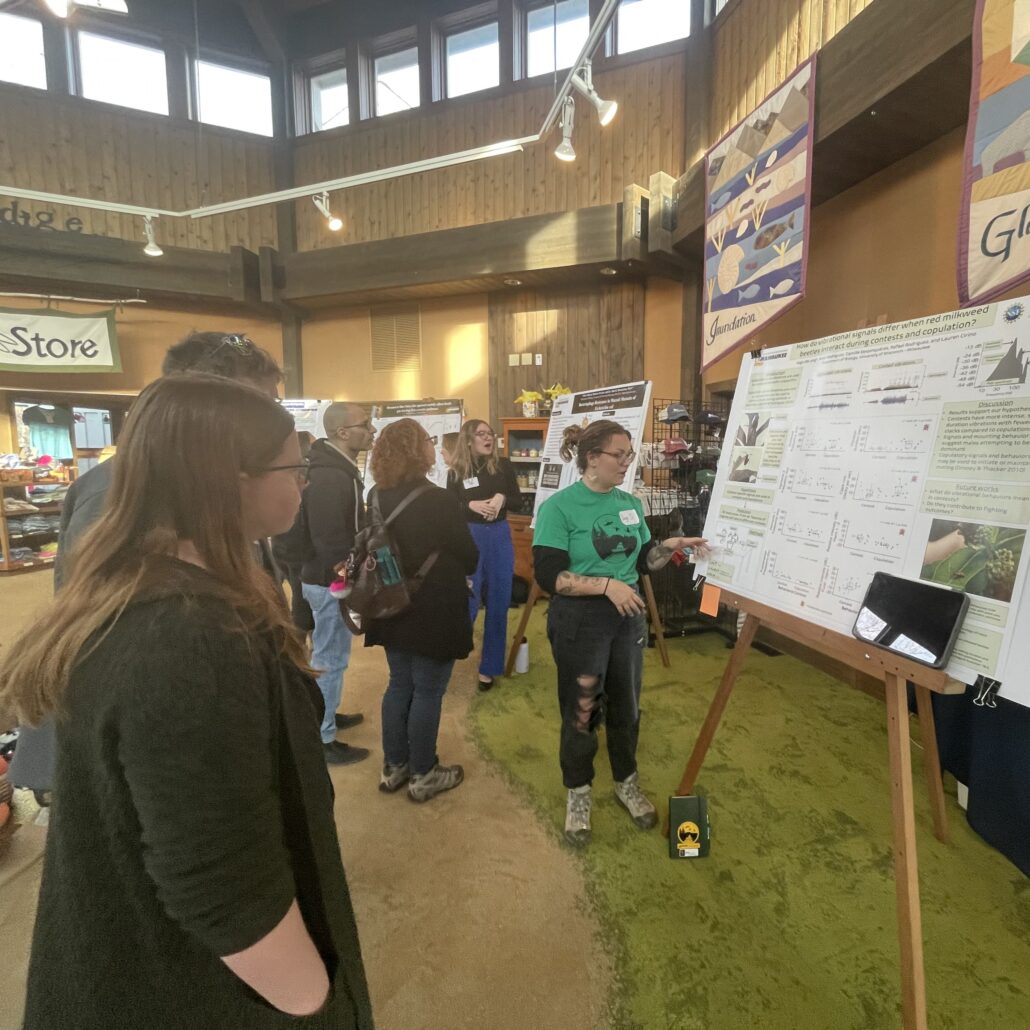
[920,519,1025,604]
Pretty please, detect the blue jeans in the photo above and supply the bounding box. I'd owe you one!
[468,521,515,678]
[381,649,455,776]
[302,582,354,744]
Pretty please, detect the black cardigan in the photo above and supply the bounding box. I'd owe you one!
[24,562,373,1030]
[447,457,522,523]
[364,477,479,661]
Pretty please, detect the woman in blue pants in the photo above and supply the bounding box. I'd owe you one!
[448,419,522,690]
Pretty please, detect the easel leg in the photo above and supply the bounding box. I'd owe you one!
[641,574,670,668]
[505,581,543,677]
[914,685,949,844]
[884,673,929,1030]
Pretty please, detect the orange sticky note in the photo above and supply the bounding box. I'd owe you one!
[699,583,722,617]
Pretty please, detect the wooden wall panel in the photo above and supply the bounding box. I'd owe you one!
[292,54,687,251]
[0,86,278,252]
[710,0,875,142]
[487,283,645,425]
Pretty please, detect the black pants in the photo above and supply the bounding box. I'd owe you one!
[283,561,315,633]
[546,594,646,789]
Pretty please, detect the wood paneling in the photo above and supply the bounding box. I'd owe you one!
[710,0,875,143]
[487,283,645,425]
[0,85,278,252]
[292,53,687,250]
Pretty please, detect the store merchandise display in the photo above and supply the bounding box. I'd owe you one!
[0,461,76,573]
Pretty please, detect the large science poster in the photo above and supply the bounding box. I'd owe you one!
[958,0,1030,305]
[693,297,1030,706]
[365,399,463,490]
[533,381,652,521]
[702,58,816,369]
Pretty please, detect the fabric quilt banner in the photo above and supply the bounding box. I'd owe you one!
[959,0,1030,305]
[702,57,816,370]
[0,307,120,373]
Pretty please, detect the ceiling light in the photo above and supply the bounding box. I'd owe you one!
[600,266,617,276]
[142,215,162,258]
[571,60,618,127]
[313,190,343,232]
[503,278,523,287]
[554,96,576,163]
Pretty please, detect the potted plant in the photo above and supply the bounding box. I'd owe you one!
[514,389,543,417]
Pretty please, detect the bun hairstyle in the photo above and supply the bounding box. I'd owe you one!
[560,419,630,471]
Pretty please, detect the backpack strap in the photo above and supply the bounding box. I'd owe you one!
[382,482,435,526]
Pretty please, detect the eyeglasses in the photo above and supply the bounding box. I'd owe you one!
[599,449,636,465]
[212,334,255,358]
[343,420,373,431]
[260,460,309,481]
[473,430,496,439]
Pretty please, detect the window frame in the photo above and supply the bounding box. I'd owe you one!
[366,28,422,118]
[611,0,692,56]
[516,0,592,82]
[72,23,170,116]
[192,48,276,137]
[0,11,49,93]
[296,48,349,135]
[435,3,500,101]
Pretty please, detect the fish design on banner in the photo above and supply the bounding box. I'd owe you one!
[754,212,796,250]
[737,284,761,301]
[769,278,795,297]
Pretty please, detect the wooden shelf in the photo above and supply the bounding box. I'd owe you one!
[0,555,56,574]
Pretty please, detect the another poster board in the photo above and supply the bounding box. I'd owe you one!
[280,398,332,438]
[533,381,652,521]
[693,298,1030,705]
[365,399,464,490]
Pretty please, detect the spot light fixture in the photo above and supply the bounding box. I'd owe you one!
[570,60,618,127]
[142,215,163,258]
[554,97,576,163]
[312,190,343,232]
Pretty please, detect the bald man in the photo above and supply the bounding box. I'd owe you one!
[300,402,376,765]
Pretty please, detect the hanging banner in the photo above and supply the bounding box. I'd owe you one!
[693,296,1030,706]
[532,381,652,521]
[0,308,120,373]
[364,399,464,490]
[958,0,1030,305]
[702,57,816,370]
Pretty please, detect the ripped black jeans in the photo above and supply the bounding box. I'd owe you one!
[546,594,646,789]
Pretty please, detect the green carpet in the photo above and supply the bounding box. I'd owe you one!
[469,610,1030,1030]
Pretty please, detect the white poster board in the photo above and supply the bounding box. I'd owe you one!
[280,398,332,438]
[694,298,1030,705]
[533,381,653,521]
[364,399,464,490]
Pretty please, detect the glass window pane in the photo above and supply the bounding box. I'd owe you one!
[79,32,168,115]
[446,22,499,98]
[526,0,589,78]
[617,0,691,54]
[0,14,47,90]
[197,60,273,136]
[375,47,420,115]
[311,67,349,131]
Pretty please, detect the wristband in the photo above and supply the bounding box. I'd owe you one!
[603,577,611,596]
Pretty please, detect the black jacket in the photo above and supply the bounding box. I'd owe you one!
[300,439,366,587]
[54,458,115,590]
[364,477,479,661]
[446,457,522,523]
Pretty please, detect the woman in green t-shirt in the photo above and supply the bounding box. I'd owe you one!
[533,419,708,846]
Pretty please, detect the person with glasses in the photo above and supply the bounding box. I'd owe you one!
[0,375,373,1029]
[532,419,709,846]
[272,431,316,632]
[299,403,376,765]
[447,419,522,690]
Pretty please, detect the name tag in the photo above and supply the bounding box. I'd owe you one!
[464,477,480,489]
[619,509,640,526]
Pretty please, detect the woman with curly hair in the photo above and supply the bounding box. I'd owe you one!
[365,419,479,802]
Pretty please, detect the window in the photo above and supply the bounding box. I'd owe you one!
[311,67,349,131]
[78,32,168,114]
[445,22,499,98]
[616,0,690,54]
[715,0,732,13]
[196,60,273,136]
[374,47,420,115]
[525,0,589,78]
[0,14,47,90]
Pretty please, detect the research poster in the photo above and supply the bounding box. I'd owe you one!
[694,298,1030,705]
[280,398,332,438]
[533,381,653,521]
[365,398,464,490]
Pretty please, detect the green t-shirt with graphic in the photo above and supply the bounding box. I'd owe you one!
[533,481,651,586]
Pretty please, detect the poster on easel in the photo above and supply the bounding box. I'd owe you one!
[693,297,1030,706]
[364,398,464,490]
[533,381,652,521]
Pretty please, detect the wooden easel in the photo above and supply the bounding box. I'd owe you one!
[504,574,671,676]
[672,591,964,1030]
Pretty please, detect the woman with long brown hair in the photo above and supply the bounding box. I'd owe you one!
[365,419,479,802]
[0,375,372,1029]
[447,418,521,690]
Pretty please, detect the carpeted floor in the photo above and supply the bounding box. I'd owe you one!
[470,608,1030,1030]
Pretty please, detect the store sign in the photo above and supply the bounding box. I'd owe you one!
[0,199,85,233]
[0,308,121,373]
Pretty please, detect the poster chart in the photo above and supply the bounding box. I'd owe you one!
[533,381,652,521]
[364,399,464,490]
[280,398,332,438]
[693,297,1030,706]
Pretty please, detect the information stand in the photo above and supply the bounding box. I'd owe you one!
[672,589,965,1030]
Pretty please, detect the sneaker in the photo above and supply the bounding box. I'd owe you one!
[613,772,657,830]
[379,762,410,793]
[323,741,370,766]
[407,763,464,803]
[564,785,592,846]
[477,676,494,692]
[335,712,364,730]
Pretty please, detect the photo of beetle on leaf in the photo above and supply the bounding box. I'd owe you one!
[920,519,1025,604]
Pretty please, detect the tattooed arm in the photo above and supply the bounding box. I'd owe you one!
[639,537,711,575]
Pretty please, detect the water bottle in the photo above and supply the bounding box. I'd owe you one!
[515,638,530,674]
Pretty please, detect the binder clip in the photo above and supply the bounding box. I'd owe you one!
[972,677,1001,708]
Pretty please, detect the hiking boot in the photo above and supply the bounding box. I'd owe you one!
[408,763,464,803]
[379,762,410,793]
[564,785,592,846]
[614,772,657,830]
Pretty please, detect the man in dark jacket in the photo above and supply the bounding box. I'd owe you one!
[300,402,375,766]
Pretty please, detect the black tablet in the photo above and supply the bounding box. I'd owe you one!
[852,572,969,669]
